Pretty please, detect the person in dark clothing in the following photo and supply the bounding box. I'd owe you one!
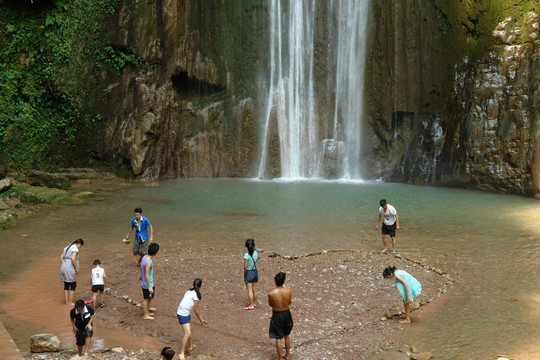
[70,299,95,356]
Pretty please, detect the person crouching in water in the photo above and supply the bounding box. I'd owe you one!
[176,278,207,360]
[243,238,259,310]
[382,266,422,323]
[268,271,293,360]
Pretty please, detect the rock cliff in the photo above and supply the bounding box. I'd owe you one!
[91,0,540,196]
[94,0,266,179]
[364,0,540,196]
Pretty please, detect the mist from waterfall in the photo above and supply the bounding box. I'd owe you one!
[257,0,371,179]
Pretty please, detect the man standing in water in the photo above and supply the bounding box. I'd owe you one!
[125,207,153,265]
[268,272,293,360]
[375,199,399,254]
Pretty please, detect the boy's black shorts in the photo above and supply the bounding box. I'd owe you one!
[76,328,93,346]
[382,223,396,237]
[91,285,105,293]
[142,286,155,299]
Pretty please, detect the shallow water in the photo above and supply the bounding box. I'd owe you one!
[1,178,539,358]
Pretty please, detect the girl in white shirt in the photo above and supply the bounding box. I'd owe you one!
[176,278,207,360]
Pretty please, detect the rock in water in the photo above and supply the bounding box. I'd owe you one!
[30,333,60,352]
[27,170,71,189]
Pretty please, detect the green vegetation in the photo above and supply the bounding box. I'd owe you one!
[436,0,540,62]
[97,45,147,71]
[0,0,123,171]
[0,216,15,230]
[0,183,80,229]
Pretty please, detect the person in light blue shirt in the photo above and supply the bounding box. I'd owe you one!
[382,266,422,324]
[243,238,259,310]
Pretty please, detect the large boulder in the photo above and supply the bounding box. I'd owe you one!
[27,170,71,190]
[0,178,12,194]
[30,333,60,352]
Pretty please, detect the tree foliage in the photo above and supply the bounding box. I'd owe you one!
[0,0,122,170]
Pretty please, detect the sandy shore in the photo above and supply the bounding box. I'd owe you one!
[24,246,452,360]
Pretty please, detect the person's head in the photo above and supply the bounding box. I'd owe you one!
[93,259,101,267]
[64,238,84,256]
[382,266,397,279]
[75,299,85,312]
[67,238,84,251]
[148,243,160,256]
[245,238,255,255]
[191,278,203,300]
[380,199,387,210]
[160,346,175,360]
[274,271,286,286]
[134,207,142,220]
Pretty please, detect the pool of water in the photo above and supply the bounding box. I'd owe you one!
[1,178,539,358]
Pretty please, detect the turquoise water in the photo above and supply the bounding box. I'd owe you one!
[1,178,539,358]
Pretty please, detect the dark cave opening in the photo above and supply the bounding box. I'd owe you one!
[171,71,225,98]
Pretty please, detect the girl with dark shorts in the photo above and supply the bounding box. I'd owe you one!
[60,238,84,306]
[243,238,259,310]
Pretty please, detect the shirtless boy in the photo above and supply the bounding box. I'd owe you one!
[268,272,293,360]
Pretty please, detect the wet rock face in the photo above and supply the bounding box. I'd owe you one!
[92,0,540,195]
[365,2,540,196]
[94,1,264,180]
[437,12,540,195]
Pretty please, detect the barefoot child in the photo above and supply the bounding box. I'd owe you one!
[382,266,422,323]
[91,260,108,309]
[141,243,159,320]
[243,238,259,310]
[70,299,94,356]
[176,278,207,360]
[268,272,293,360]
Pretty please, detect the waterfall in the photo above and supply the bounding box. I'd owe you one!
[257,0,371,179]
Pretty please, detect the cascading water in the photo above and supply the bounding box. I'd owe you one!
[257,0,371,179]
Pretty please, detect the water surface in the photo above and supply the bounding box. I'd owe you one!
[1,178,539,358]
